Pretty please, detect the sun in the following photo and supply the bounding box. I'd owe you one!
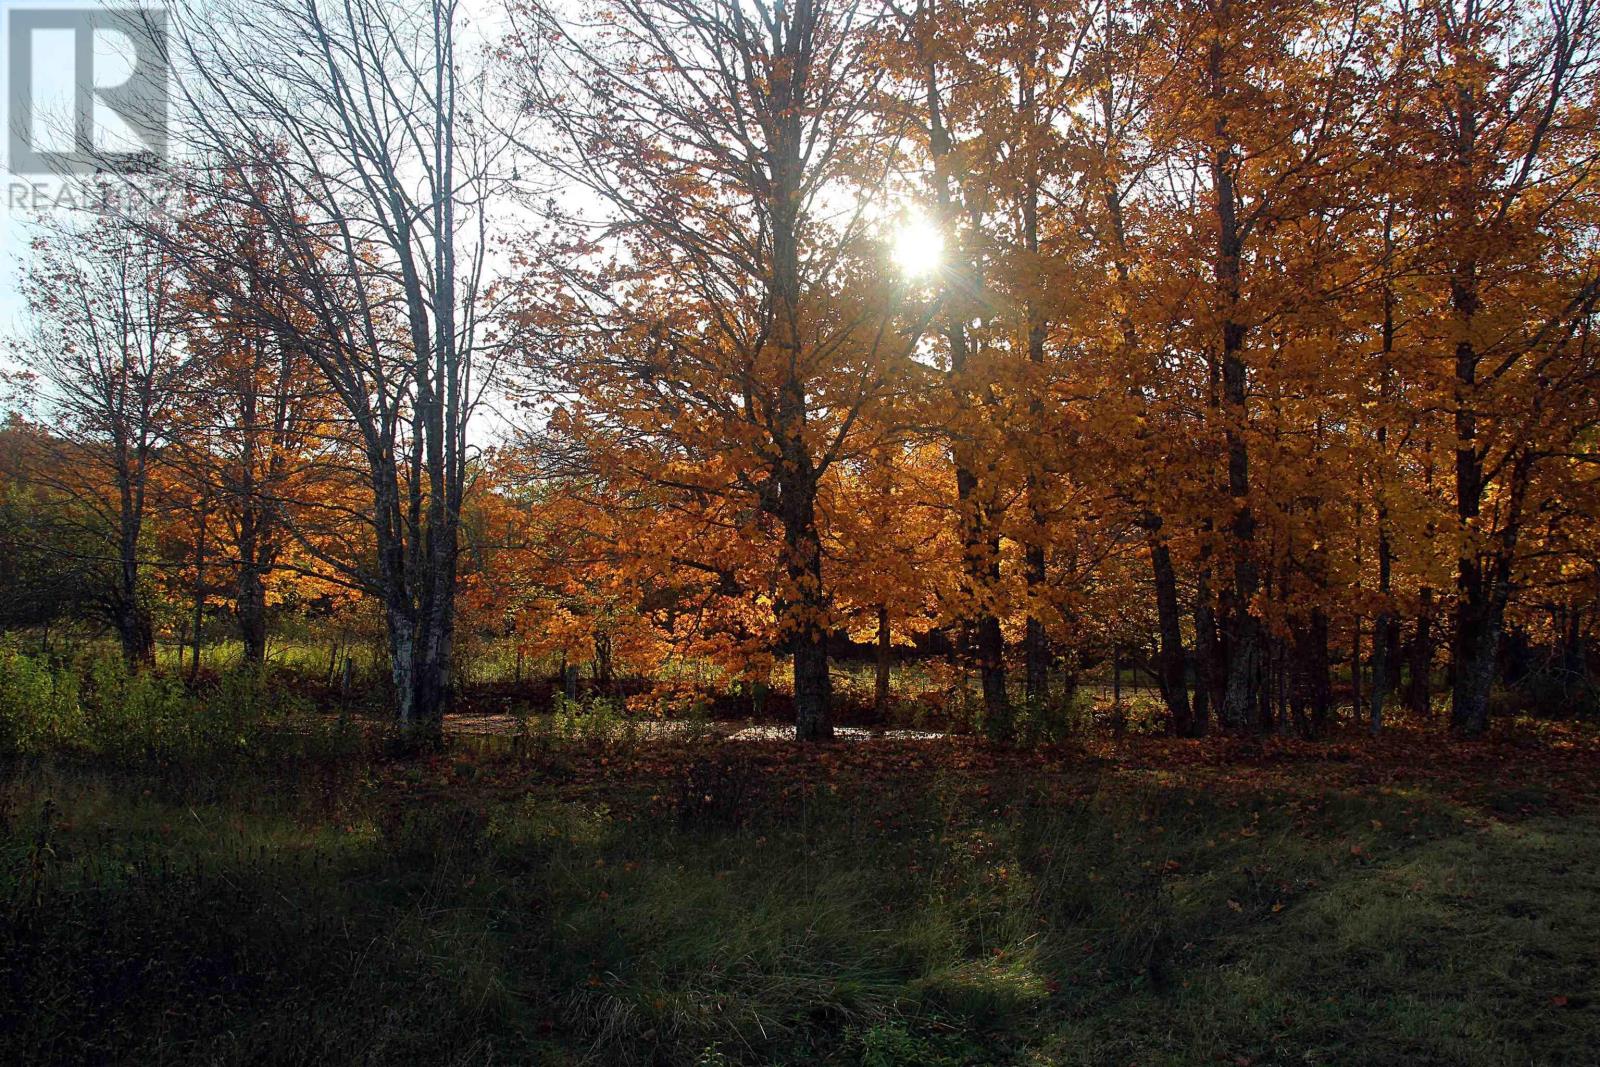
[891,213,944,279]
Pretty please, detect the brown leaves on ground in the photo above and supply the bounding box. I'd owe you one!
[376,716,1600,825]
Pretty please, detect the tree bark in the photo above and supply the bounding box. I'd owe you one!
[1407,591,1434,716]
[1145,516,1192,734]
[1024,558,1049,707]
[189,501,207,682]
[875,604,892,715]
[1448,250,1499,738]
[1191,567,1220,735]
[1209,24,1262,730]
[1291,607,1331,737]
[238,563,268,665]
[115,599,155,668]
[1371,229,1397,734]
[780,471,832,741]
[1352,615,1364,724]
[116,497,154,668]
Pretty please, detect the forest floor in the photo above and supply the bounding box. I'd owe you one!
[3,716,1599,1065]
[445,708,947,741]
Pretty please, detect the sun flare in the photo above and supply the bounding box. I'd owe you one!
[891,214,944,279]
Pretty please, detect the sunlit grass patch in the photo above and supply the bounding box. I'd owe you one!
[3,737,1598,1065]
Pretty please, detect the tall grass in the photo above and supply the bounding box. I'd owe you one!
[0,641,359,768]
[7,741,1598,1065]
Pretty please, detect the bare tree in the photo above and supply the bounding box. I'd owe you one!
[139,0,518,732]
[21,217,187,665]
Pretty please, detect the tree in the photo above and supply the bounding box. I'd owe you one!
[170,174,342,665]
[148,0,515,732]
[21,216,187,665]
[507,0,919,739]
[1390,0,1600,736]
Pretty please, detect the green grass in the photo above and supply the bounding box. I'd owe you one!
[3,733,1598,1066]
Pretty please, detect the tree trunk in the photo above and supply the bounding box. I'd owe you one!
[388,597,451,741]
[1147,522,1192,734]
[1449,255,1494,738]
[388,607,418,727]
[1451,539,1517,739]
[793,626,832,742]
[975,613,1010,739]
[593,630,614,688]
[116,489,152,667]
[1371,203,1398,734]
[115,600,155,668]
[238,564,268,666]
[955,481,1011,739]
[1209,26,1262,731]
[1407,590,1433,715]
[1192,569,1219,735]
[949,308,1009,734]
[1291,608,1332,737]
[781,476,832,741]
[1024,553,1049,708]
[1310,610,1332,733]
[189,504,207,683]
[1368,477,1393,734]
[1370,609,1397,734]
[1562,606,1585,677]
[1451,582,1498,737]
[1020,76,1050,711]
[420,603,454,735]
[875,604,892,715]
[1352,616,1363,725]
[763,34,833,743]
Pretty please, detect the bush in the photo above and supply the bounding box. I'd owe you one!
[0,644,344,767]
[0,642,82,756]
[1498,667,1600,719]
[79,654,195,759]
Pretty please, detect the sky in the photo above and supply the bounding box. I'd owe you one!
[0,0,521,340]
[1,0,144,334]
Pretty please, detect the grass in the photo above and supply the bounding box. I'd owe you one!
[3,719,1598,1066]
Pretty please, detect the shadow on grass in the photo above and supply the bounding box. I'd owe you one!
[2,748,1597,1066]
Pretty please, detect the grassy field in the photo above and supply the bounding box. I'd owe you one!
[4,715,1599,1066]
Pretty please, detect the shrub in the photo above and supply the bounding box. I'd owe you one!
[1501,667,1600,719]
[0,642,81,756]
[0,644,345,768]
[79,654,194,759]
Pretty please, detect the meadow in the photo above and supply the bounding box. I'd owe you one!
[6,0,1597,1061]
[2,647,1596,1066]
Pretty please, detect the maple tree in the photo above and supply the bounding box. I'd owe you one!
[1389,0,1600,736]
[505,0,926,738]
[166,175,345,664]
[2,0,1597,743]
[483,0,1600,740]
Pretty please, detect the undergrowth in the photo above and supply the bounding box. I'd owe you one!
[3,731,1597,1065]
[2,645,1596,1064]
